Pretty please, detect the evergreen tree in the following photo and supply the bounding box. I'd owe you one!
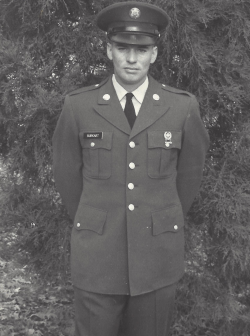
[0,0,250,334]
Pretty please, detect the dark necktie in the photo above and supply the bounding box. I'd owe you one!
[124,92,136,128]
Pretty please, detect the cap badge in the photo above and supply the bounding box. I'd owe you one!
[164,131,172,147]
[129,8,141,19]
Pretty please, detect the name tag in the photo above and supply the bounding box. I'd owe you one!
[84,132,103,139]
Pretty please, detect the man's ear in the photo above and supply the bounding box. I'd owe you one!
[107,42,113,61]
[150,46,158,64]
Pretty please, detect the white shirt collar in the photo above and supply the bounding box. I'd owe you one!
[112,75,149,104]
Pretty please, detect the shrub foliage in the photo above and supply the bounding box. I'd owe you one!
[0,0,250,335]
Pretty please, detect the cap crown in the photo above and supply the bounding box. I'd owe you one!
[96,1,169,45]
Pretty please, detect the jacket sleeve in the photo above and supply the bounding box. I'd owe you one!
[52,95,83,220]
[176,96,209,216]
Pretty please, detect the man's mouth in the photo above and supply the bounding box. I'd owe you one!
[125,68,139,72]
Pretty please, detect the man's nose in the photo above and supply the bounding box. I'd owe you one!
[126,49,137,63]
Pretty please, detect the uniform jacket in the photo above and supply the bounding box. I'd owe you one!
[52,75,209,296]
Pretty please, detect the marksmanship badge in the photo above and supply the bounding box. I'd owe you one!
[129,8,141,19]
[164,131,172,147]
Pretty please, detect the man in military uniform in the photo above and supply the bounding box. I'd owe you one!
[52,2,209,336]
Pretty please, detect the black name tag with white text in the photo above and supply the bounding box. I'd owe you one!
[83,132,103,139]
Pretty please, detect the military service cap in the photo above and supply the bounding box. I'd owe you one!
[96,1,169,45]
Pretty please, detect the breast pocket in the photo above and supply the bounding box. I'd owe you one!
[79,131,113,179]
[147,130,182,178]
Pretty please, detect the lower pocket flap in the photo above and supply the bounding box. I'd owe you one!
[152,204,184,236]
[74,204,107,235]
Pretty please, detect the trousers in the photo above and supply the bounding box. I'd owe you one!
[74,283,176,336]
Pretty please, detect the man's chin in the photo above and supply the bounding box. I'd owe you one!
[115,72,147,89]
[122,74,142,84]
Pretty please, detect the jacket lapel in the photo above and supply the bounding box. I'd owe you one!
[93,77,131,135]
[129,76,172,139]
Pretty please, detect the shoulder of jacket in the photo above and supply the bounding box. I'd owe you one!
[68,77,109,97]
[161,84,195,98]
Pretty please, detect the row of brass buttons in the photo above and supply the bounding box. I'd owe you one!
[128,141,136,211]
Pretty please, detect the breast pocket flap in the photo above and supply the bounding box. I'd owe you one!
[80,131,113,149]
[148,130,182,149]
[152,204,184,236]
[74,204,107,235]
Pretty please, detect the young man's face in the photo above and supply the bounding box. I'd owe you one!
[107,41,158,91]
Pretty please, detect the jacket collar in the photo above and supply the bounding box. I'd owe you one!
[93,75,172,138]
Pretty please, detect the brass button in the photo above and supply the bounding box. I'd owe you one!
[174,225,178,231]
[129,141,135,148]
[129,162,135,169]
[128,183,134,190]
[128,204,135,211]
[77,223,81,228]
[90,142,95,147]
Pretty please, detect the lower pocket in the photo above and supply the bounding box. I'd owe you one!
[152,204,184,236]
[74,204,107,235]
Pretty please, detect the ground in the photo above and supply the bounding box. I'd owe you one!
[0,223,75,336]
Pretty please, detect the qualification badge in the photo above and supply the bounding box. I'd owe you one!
[164,131,172,147]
